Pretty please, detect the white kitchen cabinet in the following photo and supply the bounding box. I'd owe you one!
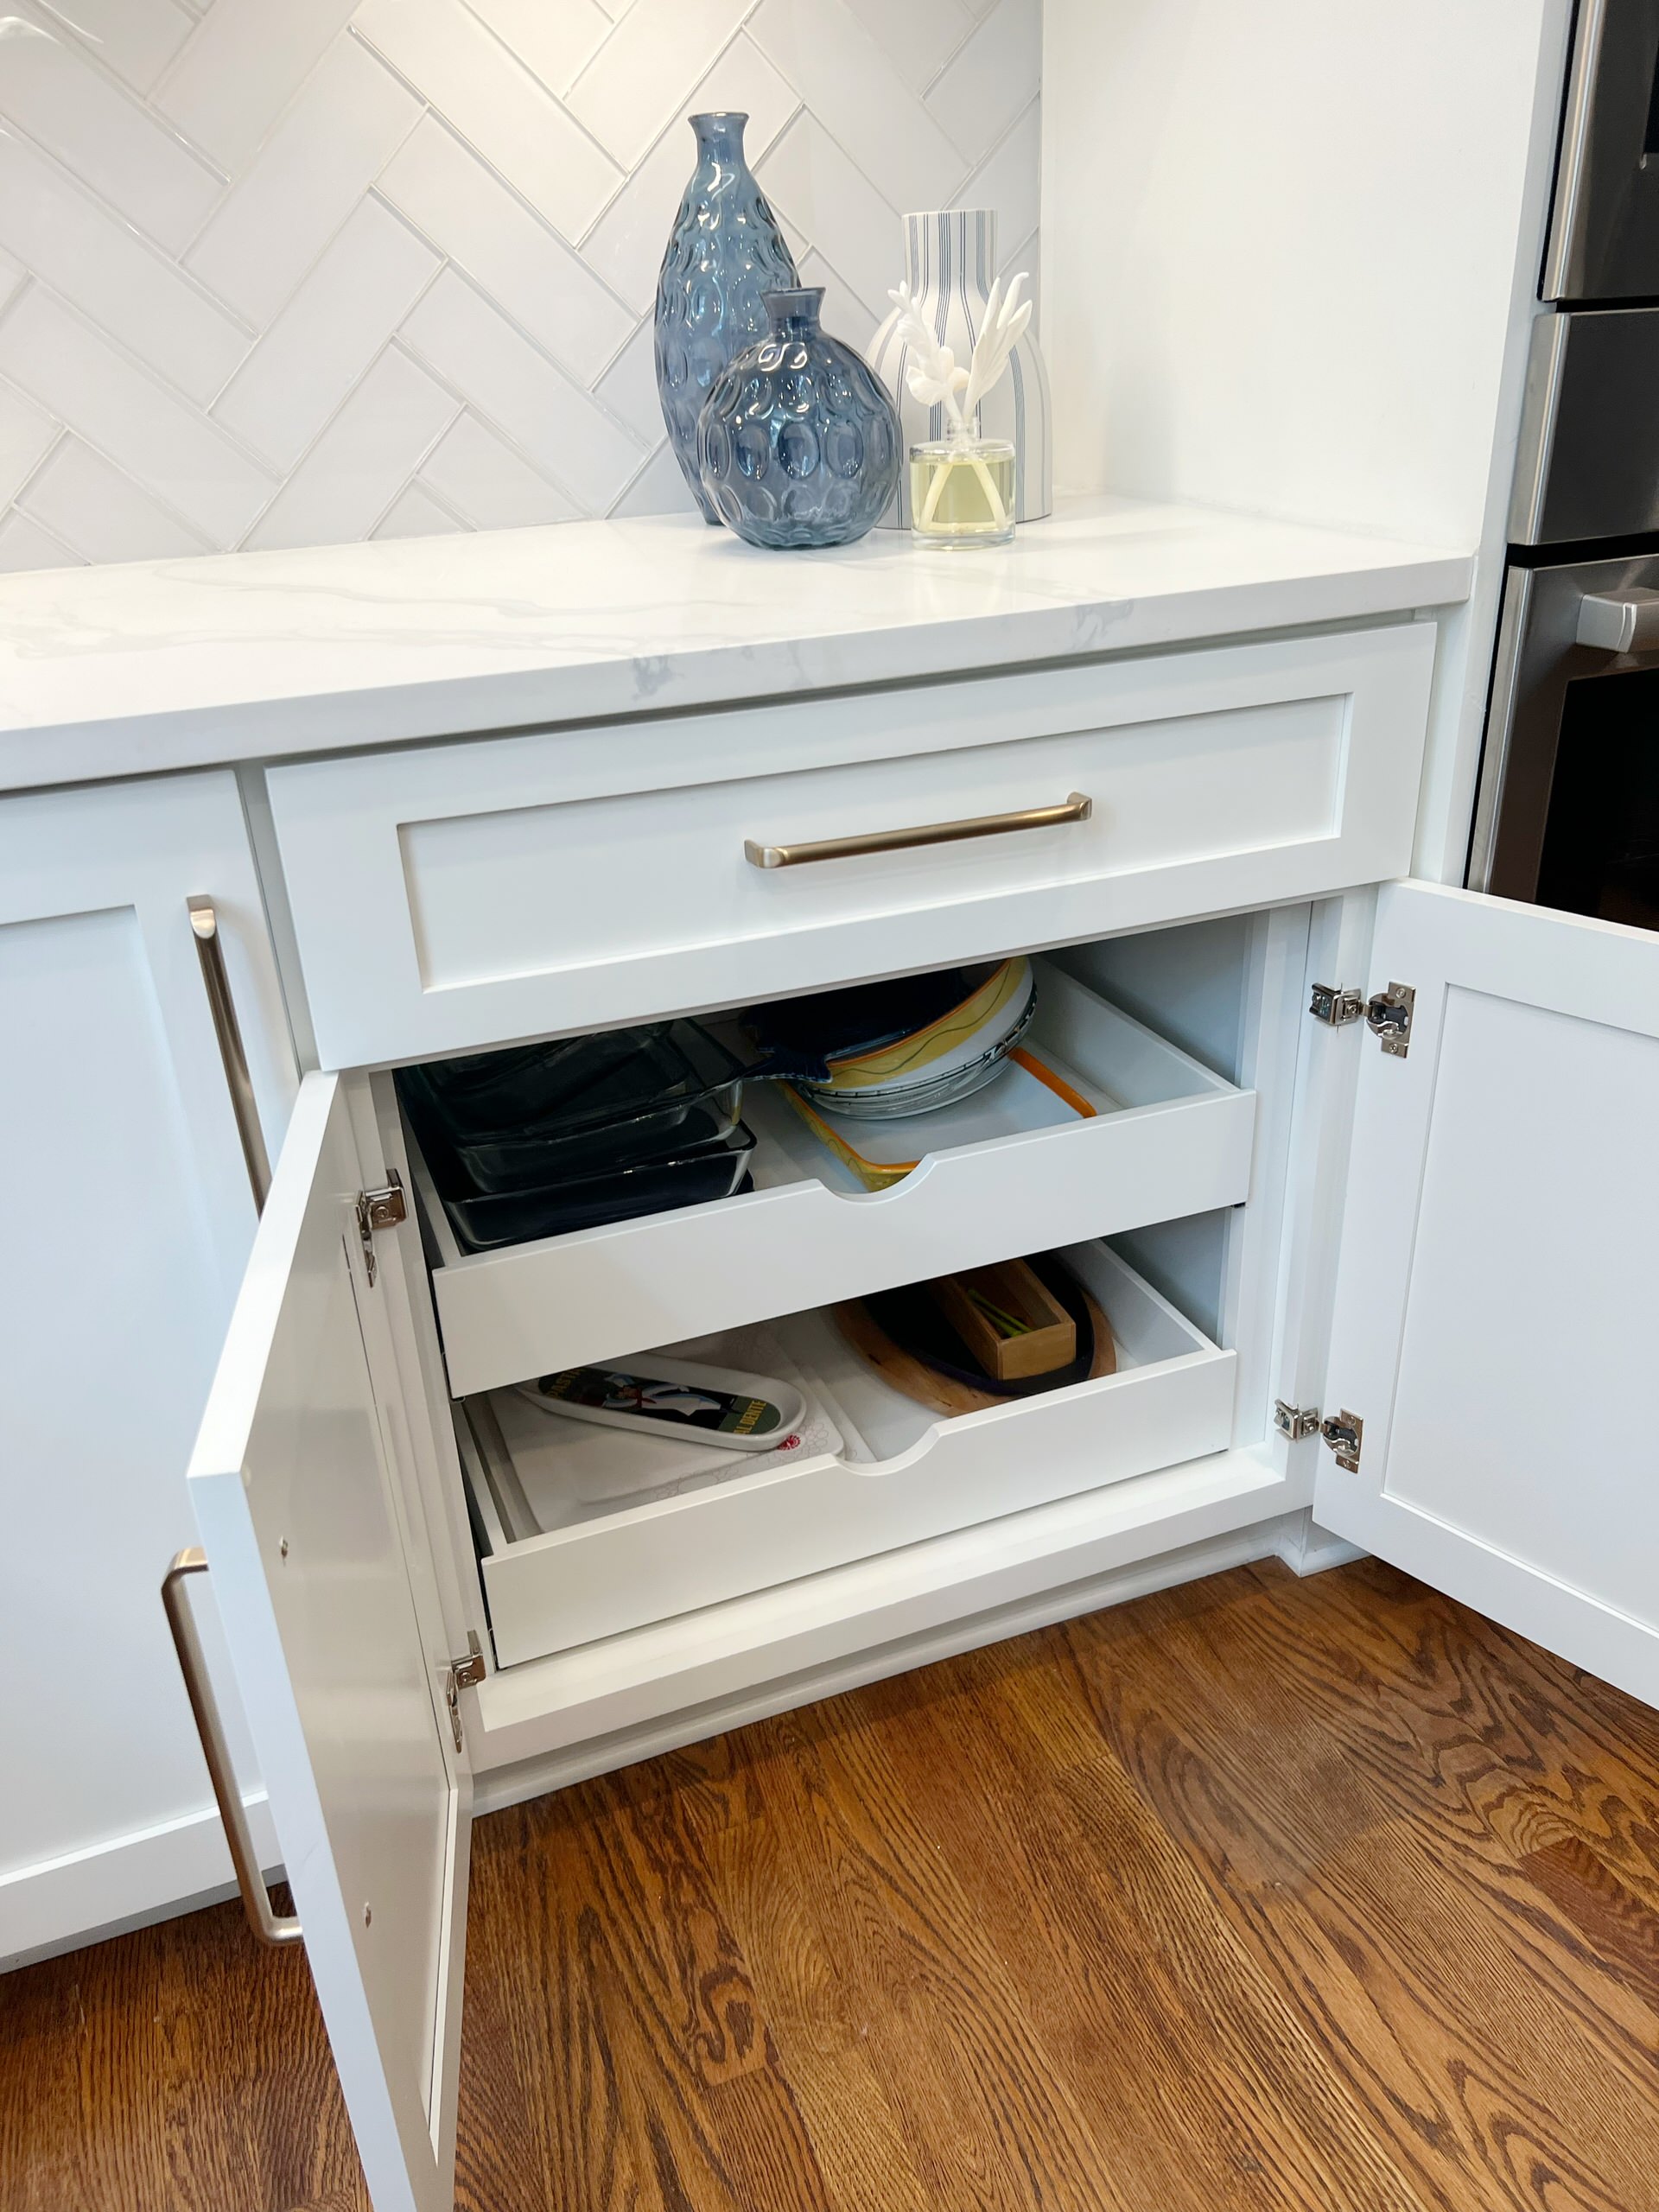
[171,589,1659,2211]
[0,773,296,1964]
[1313,882,1659,1695]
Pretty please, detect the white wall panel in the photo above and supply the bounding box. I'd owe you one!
[0,0,1042,569]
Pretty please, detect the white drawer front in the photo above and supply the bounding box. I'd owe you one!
[461,1244,1235,1666]
[269,624,1434,1069]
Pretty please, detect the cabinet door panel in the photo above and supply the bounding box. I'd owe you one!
[1319,882,1659,1707]
[0,772,296,1958]
[189,1071,467,2212]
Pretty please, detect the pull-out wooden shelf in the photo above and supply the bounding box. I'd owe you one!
[409,960,1255,1395]
[459,1243,1235,1666]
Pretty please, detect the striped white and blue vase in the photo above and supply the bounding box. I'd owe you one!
[868,208,1052,531]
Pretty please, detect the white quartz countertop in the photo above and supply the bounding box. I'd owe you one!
[0,493,1472,792]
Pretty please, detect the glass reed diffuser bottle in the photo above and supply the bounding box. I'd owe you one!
[885,271,1032,550]
[910,429,1016,546]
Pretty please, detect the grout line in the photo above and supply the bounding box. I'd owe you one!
[4,423,67,512]
[0,499,83,568]
[366,114,644,334]
[392,253,651,454]
[450,0,609,107]
[11,0,230,188]
[347,20,626,214]
[5,277,282,479]
[403,473,477,533]
[0,111,254,334]
[10,415,221,556]
[390,332,589,518]
[168,39,429,270]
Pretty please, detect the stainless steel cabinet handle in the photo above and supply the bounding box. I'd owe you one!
[745,791,1093,870]
[162,1548,302,1950]
[1575,589,1659,654]
[188,896,270,1212]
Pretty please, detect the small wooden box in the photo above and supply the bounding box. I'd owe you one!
[931,1260,1077,1381]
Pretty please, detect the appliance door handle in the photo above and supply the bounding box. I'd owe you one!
[187,896,271,1213]
[162,1548,302,1949]
[1575,589,1659,654]
[745,791,1093,869]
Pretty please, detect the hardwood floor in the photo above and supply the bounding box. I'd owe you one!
[6,1556,1659,2212]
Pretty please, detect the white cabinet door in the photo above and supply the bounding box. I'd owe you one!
[189,1071,468,2212]
[1317,882,1659,1707]
[0,772,296,1961]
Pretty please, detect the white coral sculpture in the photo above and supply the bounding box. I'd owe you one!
[886,273,1033,531]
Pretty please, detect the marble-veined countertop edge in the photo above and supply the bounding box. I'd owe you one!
[0,493,1474,793]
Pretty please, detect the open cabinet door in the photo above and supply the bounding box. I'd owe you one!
[1317,882,1659,1707]
[187,1071,468,2212]
[1318,885,1659,1707]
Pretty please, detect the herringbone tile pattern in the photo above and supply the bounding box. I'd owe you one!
[0,0,1041,572]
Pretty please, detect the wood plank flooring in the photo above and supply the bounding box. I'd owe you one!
[5,1556,1659,2212]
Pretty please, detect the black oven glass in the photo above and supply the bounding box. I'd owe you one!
[1535,666,1659,930]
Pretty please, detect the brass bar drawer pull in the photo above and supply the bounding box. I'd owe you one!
[162,1548,302,1950]
[744,791,1094,870]
[188,896,271,1213]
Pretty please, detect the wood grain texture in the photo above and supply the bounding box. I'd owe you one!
[5,1559,1658,2211]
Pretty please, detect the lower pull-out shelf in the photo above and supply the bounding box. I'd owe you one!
[415,958,1255,1395]
[458,1242,1235,1667]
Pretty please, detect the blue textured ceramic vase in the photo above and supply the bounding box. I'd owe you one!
[696,288,900,550]
[654,112,798,524]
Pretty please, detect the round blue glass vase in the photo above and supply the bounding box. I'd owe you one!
[654,112,798,524]
[696,288,901,550]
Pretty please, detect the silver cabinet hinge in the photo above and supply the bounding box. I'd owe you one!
[1312,981,1414,1055]
[1309,983,1363,1027]
[353,1170,406,1287]
[443,1631,485,1753]
[1273,1401,1363,1470]
[1319,1409,1363,1471]
[1273,1399,1322,1440]
[1364,982,1414,1058]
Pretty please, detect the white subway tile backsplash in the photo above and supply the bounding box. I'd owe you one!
[0,509,80,571]
[609,435,695,518]
[418,410,580,530]
[960,95,1041,258]
[353,0,621,242]
[836,0,972,93]
[749,0,968,216]
[462,0,612,98]
[402,267,645,512]
[372,480,465,541]
[925,0,1041,164]
[213,200,439,469]
[153,0,358,174]
[0,130,248,406]
[378,117,632,384]
[185,35,422,327]
[594,317,665,447]
[758,113,906,322]
[0,13,223,253]
[565,0,755,170]
[0,289,275,543]
[31,0,194,96]
[245,345,459,550]
[0,378,59,507]
[17,435,212,560]
[0,0,1039,569]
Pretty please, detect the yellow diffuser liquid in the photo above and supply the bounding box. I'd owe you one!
[910,435,1016,547]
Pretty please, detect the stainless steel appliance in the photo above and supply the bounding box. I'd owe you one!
[1470,0,1659,924]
